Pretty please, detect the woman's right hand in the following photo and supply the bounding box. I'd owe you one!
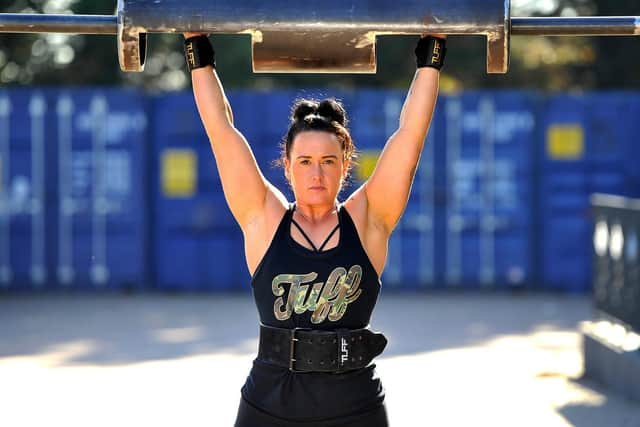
[184,32,207,39]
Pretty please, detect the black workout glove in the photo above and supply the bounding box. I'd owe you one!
[184,35,216,71]
[415,36,447,70]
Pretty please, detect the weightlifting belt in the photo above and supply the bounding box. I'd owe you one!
[258,323,388,373]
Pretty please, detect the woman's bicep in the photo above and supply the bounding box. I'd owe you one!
[187,69,286,227]
[363,129,425,231]
[209,127,279,227]
[364,70,439,230]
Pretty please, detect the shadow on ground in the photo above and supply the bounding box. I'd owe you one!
[558,376,640,427]
[0,291,591,366]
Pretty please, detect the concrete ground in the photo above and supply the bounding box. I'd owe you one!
[1,291,639,427]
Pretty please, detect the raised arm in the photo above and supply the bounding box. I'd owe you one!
[363,35,445,232]
[185,34,286,229]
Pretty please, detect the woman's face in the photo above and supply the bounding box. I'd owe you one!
[284,131,349,206]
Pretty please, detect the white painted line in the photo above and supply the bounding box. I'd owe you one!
[445,99,462,285]
[0,94,12,286]
[29,94,47,286]
[480,98,496,286]
[90,95,109,286]
[57,95,75,285]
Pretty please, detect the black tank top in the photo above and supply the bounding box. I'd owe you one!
[241,203,385,421]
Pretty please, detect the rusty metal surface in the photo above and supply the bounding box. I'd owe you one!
[117,0,146,72]
[119,0,508,34]
[3,2,639,74]
[251,30,377,73]
[119,0,510,73]
[3,13,639,39]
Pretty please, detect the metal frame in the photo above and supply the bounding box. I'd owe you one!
[1,12,638,73]
[2,14,638,37]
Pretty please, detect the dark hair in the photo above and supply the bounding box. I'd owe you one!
[280,98,357,169]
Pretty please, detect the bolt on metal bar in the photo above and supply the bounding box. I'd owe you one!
[0,13,639,37]
[511,16,640,36]
[0,13,117,34]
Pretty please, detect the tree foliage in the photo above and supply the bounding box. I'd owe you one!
[1,0,639,90]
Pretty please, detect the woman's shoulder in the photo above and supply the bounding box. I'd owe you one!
[341,186,368,224]
[262,191,290,228]
[242,191,290,275]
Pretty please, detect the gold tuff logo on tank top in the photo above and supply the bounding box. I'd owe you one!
[271,265,363,324]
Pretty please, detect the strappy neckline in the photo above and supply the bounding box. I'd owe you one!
[289,203,342,254]
[291,219,340,252]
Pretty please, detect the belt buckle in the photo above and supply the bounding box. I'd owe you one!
[289,327,310,372]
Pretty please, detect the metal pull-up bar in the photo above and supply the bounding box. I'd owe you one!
[1,0,638,74]
[510,16,640,36]
[2,14,639,37]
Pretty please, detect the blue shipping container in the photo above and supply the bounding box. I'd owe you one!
[51,90,148,290]
[0,91,54,289]
[539,93,640,292]
[433,93,534,288]
[152,92,250,291]
[3,87,639,294]
[0,89,148,290]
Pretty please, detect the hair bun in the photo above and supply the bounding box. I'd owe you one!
[317,99,348,127]
[291,98,348,127]
[292,100,319,123]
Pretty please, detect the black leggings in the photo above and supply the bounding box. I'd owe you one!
[234,396,389,427]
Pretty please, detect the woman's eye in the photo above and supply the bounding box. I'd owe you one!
[323,159,335,165]
[300,160,310,165]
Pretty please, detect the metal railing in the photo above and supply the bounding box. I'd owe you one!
[592,194,640,333]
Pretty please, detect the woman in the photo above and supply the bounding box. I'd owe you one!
[183,32,446,427]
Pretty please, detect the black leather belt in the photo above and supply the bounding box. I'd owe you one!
[257,323,388,373]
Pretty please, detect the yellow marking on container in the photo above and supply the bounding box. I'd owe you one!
[162,149,197,198]
[547,125,585,160]
[356,150,381,182]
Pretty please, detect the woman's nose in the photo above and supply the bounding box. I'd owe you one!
[311,162,323,177]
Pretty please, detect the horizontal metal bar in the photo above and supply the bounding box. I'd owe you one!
[511,16,640,36]
[0,13,639,37]
[0,13,116,34]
